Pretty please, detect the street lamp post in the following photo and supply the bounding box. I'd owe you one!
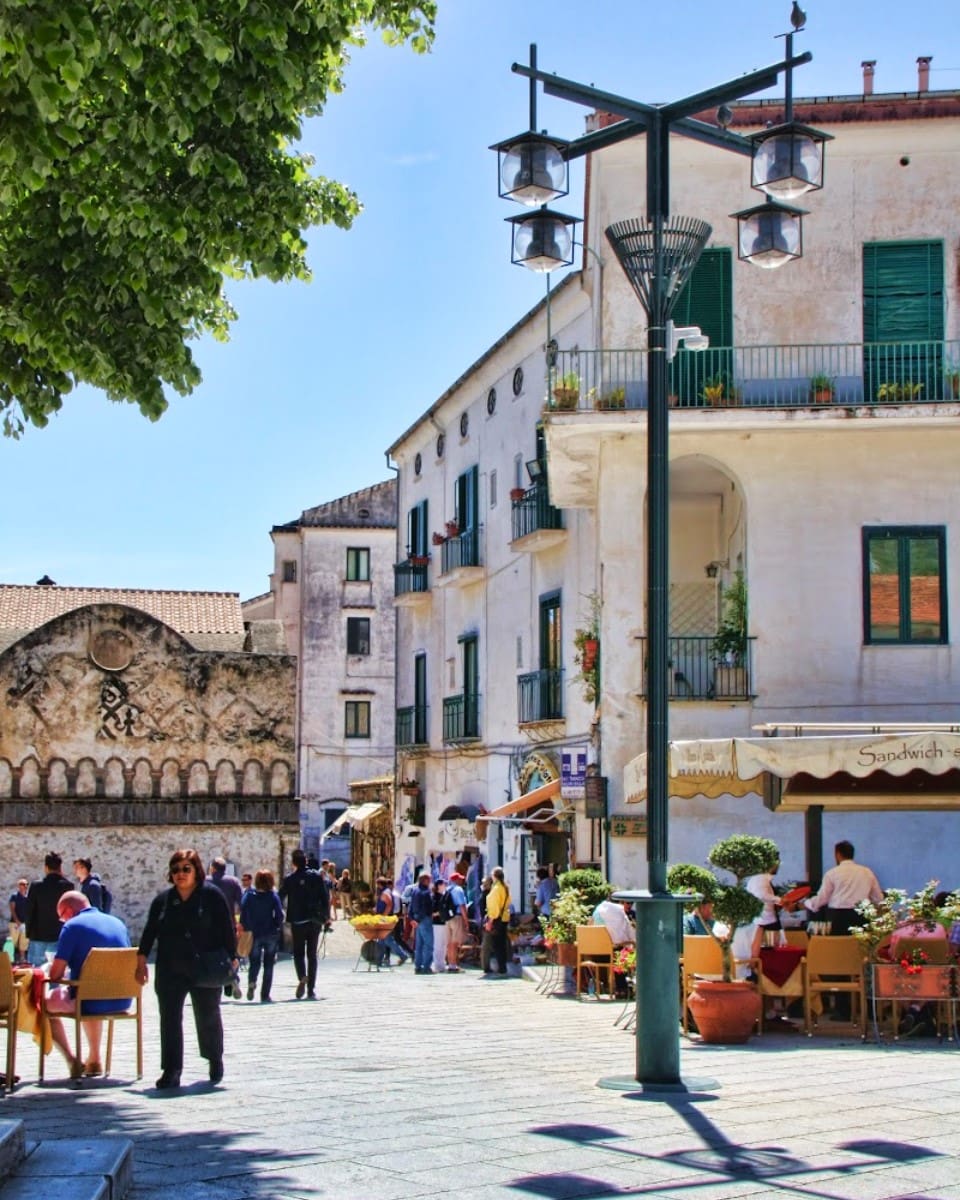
[495,12,825,1088]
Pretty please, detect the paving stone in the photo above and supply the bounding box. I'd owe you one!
[0,1120,25,1180]
[2,936,958,1200]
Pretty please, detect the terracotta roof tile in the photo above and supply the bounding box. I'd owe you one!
[0,584,244,637]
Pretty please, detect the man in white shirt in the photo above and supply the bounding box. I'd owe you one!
[805,840,883,934]
[592,899,635,947]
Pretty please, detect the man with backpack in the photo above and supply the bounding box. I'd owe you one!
[279,848,329,999]
[74,858,112,913]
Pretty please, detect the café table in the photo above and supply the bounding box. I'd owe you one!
[759,944,819,1026]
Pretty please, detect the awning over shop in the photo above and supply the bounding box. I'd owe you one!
[474,779,562,837]
[321,801,387,839]
[483,778,560,820]
[624,730,960,811]
[438,803,486,821]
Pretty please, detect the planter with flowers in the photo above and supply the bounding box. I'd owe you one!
[539,869,611,972]
[852,880,960,1005]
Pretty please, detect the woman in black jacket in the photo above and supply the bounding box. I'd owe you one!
[136,848,237,1089]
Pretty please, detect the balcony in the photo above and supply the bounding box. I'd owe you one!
[548,340,960,412]
[636,636,756,700]
[442,692,482,743]
[393,557,430,606]
[517,668,565,725]
[436,527,483,588]
[510,484,565,552]
[395,705,429,749]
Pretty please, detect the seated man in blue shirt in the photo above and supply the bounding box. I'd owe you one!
[45,890,131,1080]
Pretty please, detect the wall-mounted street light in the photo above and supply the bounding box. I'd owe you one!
[492,9,822,1090]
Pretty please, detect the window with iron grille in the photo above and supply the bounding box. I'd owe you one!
[345,701,371,738]
[863,526,946,645]
[347,617,370,655]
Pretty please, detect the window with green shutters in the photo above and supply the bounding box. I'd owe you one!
[862,526,947,645]
[863,241,944,400]
[670,247,733,405]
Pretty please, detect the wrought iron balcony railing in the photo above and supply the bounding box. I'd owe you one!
[636,635,756,700]
[517,668,564,723]
[394,557,430,597]
[442,692,482,742]
[395,704,429,748]
[511,483,564,540]
[548,340,960,411]
[440,527,482,574]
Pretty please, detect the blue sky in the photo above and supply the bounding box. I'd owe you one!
[1,1,955,601]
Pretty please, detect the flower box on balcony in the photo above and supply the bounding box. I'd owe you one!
[510,487,526,502]
[445,520,460,538]
[432,531,446,546]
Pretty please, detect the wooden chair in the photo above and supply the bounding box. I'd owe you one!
[803,935,866,1036]
[681,936,723,1035]
[574,926,615,999]
[39,948,143,1082]
[0,952,19,1094]
[782,930,809,949]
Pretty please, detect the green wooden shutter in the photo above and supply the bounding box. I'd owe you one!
[863,241,944,399]
[670,248,733,404]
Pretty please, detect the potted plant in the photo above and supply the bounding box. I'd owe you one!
[572,593,601,705]
[876,380,924,402]
[713,569,748,697]
[596,386,626,411]
[540,868,612,971]
[432,531,446,546]
[809,373,835,403]
[510,486,527,502]
[552,371,580,409]
[539,888,590,967]
[409,554,428,567]
[852,881,960,1003]
[400,779,421,796]
[669,834,778,1043]
[445,519,460,538]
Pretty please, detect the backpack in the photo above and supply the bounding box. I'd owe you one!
[100,882,113,914]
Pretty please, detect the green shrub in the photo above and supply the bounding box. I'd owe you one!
[558,868,612,909]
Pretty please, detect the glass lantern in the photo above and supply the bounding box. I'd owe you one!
[491,132,570,206]
[506,207,580,273]
[750,122,831,200]
[731,200,806,270]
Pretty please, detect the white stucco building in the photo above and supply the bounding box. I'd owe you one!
[243,481,397,860]
[388,63,960,902]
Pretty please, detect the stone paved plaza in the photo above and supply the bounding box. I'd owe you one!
[5,920,960,1200]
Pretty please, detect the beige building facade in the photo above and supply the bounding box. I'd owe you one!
[244,481,397,863]
[388,75,960,899]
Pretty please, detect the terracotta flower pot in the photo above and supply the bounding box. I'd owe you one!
[686,979,761,1044]
[553,942,577,967]
[580,638,599,673]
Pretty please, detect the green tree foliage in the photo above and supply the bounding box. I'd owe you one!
[0,0,435,435]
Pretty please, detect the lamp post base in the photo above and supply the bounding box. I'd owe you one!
[613,890,689,1087]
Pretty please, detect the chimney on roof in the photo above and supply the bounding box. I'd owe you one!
[861,60,876,96]
[917,55,932,93]
[35,574,56,586]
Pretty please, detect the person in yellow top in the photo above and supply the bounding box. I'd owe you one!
[482,867,511,977]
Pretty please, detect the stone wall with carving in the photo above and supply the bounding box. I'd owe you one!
[0,824,301,939]
[0,603,300,938]
[0,603,295,798]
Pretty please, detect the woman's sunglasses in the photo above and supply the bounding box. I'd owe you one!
[171,865,194,875]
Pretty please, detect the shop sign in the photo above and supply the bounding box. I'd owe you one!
[607,813,648,838]
[561,746,587,799]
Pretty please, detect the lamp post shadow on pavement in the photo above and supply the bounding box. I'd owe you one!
[493,8,827,1089]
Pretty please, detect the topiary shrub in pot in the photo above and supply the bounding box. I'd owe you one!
[668,834,779,1042]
